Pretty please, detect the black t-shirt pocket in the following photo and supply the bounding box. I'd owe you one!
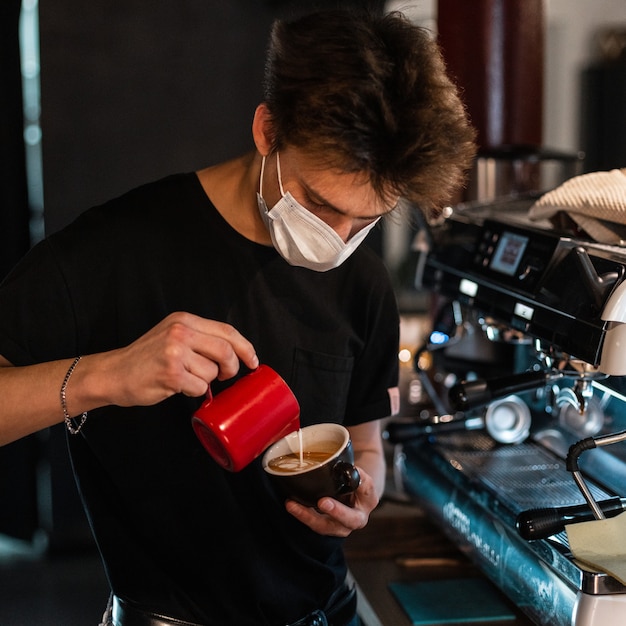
[291,348,354,426]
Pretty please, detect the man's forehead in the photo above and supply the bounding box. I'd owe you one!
[287,152,398,217]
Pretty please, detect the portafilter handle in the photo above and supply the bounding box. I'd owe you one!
[383,415,484,444]
[448,370,553,412]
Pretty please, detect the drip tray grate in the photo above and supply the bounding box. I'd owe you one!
[433,433,612,511]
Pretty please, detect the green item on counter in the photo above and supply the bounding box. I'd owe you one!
[389,577,516,624]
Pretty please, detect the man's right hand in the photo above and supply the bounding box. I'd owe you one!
[0,311,259,445]
[93,311,259,408]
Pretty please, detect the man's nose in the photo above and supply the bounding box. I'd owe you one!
[332,216,367,243]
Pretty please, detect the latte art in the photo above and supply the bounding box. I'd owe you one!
[267,450,334,473]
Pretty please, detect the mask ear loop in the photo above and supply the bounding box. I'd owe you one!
[259,156,266,197]
[276,151,286,196]
[259,152,284,199]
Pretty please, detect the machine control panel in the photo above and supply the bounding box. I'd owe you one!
[419,205,626,365]
[472,220,559,292]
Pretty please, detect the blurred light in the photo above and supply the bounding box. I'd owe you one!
[24,124,41,145]
[429,330,450,345]
[20,0,44,245]
[398,348,412,363]
[416,351,432,371]
[408,379,423,404]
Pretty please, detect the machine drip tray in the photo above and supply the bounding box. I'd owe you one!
[400,433,626,626]
[427,433,610,513]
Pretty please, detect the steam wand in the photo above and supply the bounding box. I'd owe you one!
[566,430,626,520]
[516,430,626,540]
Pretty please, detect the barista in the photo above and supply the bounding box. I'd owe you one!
[0,9,476,626]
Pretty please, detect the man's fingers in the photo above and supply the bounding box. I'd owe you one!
[170,313,259,377]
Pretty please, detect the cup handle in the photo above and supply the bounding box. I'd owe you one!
[331,461,361,496]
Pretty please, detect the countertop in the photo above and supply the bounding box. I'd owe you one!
[344,496,536,626]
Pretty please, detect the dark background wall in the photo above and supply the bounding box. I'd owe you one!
[39,0,386,236]
[40,0,270,234]
[0,0,41,548]
[1,2,31,277]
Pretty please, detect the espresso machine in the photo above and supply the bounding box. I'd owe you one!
[387,195,626,626]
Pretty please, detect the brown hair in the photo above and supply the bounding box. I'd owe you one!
[263,9,476,213]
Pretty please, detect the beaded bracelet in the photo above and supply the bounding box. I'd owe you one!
[60,356,88,435]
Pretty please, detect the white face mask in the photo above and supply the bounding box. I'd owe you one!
[256,153,380,272]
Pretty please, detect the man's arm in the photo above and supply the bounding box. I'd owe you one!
[348,419,386,501]
[0,355,78,444]
[0,312,259,446]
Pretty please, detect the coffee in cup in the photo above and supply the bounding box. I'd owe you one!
[262,423,361,508]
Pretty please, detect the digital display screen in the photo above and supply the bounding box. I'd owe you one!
[490,232,529,276]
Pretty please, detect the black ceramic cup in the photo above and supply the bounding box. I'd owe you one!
[262,423,361,508]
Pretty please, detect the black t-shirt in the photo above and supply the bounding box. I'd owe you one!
[0,173,399,625]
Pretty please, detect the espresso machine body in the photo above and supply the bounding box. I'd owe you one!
[392,197,626,626]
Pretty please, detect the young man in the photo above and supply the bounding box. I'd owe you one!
[0,9,475,626]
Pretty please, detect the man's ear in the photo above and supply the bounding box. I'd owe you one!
[252,103,275,156]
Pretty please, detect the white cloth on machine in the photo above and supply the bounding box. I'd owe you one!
[529,168,626,245]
